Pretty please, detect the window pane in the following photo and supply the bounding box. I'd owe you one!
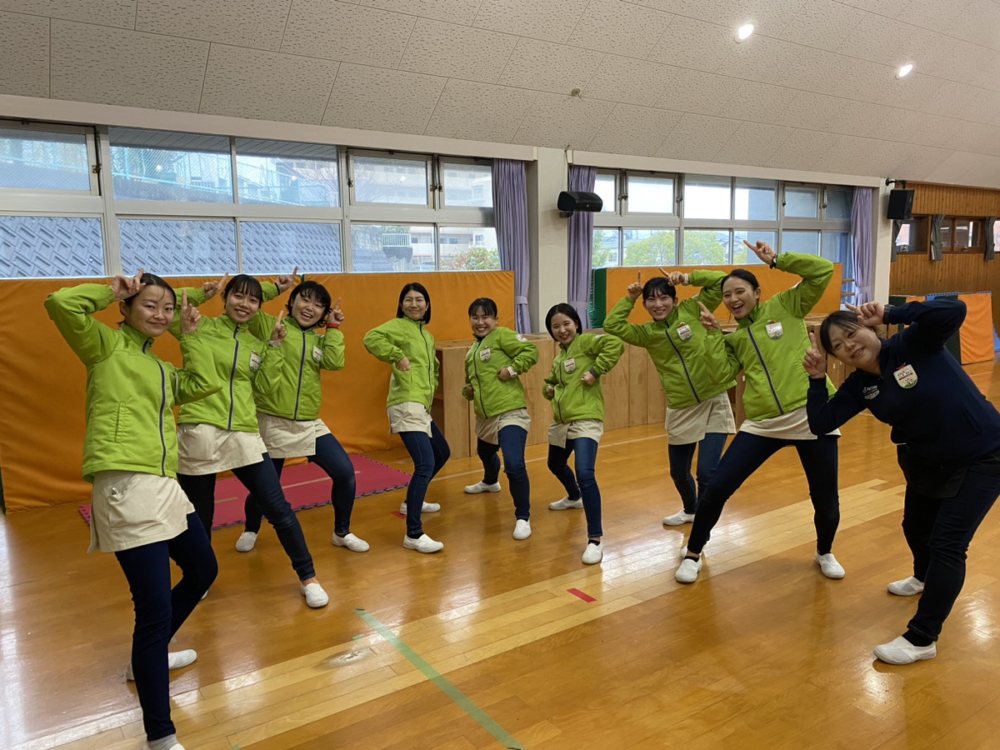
[623,229,675,266]
[825,187,853,219]
[236,139,339,207]
[784,186,818,218]
[781,230,820,256]
[442,163,492,208]
[822,231,850,263]
[941,220,952,250]
[439,226,499,270]
[353,156,428,205]
[994,220,1000,255]
[592,229,619,268]
[732,231,776,265]
[683,230,730,265]
[0,216,103,278]
[0,129,91,191]
[734,178,776,221]
[953,218,979,250]
[110,129,233,202]
[119,219,236,275]
[241,222,341,274]
[628,175,674,214]
[351,224,434,272]
[896,221,915,253]
[595,173,616,213]
[684,175,731,220]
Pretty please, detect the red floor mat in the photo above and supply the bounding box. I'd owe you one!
[78,455,411,530]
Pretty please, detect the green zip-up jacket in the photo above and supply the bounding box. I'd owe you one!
[45,284,219,483]
[603,270,735,410]
[364,317,439,411]
[462,327,539,419]
[703,252,837,422]
[246,303,345,422]
[543,333,624,424]
[169,293,286,433]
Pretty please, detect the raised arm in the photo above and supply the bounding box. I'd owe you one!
[688,269,728,312]
[772,251,834,318]
[885,299,966,352]
[45,283,120,365]
[603,296,650,346]
[173,295,221,404]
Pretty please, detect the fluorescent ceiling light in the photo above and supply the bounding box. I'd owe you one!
[897,63,913,78]
[736,23,754,41]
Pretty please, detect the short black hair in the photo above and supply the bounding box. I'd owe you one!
[223,274,264,303]
[820,310,865,354]
[642,277,677,302]
[468,297,498,318]
[288,280,332,323]
[396,282,431,323]
[545,303,582,339]
[722,268,760,293]
[122,273,176,308]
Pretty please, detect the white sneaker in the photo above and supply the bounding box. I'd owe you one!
[873,636,937,665]
[301,581,329,608]
[888,576,925,596]
[663,510,695,526]
[675,555,702,583]
[548,497,584,510]
[403,534,444,553]
[816,552,846,579]
[582,541,603,564]
[126,649,197,681]
[465,481,501,494]
[235,531,258,552]
[143,741,186,750]
[400,501,441,514]
[332,532,370,552]
[513,519,532,540]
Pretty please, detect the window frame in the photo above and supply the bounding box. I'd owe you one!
[0,120,101,198]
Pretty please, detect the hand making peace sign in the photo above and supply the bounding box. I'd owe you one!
[179,290,202,335]
[275,266,300,294]
[743,239,776,266]
[327,297,344,327]
[270,310,288,344]
[111,268,145,301]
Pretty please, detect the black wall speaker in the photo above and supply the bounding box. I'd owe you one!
[887,189,914,220]
[558,191,603,213]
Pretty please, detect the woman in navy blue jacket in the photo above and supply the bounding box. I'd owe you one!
[805,298,1000,665]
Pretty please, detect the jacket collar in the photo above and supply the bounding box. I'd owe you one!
[120,323,154,351]
[219,313,240,332]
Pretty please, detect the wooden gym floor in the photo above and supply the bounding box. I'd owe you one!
[2,358,999,750]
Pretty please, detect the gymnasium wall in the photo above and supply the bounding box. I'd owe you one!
[0,272,513,512]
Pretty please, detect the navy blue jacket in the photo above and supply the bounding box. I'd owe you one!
[807,300,1000,475]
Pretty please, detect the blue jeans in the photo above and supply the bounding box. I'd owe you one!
[477,425,531,520]
[244,433,357,537]
[114,513,217,741]
[686,432,840,556]
[903,469,1000,642]
[399,421,451,537]
[667,432,728,515]
[547,437,602,538]
[178,454,316,580]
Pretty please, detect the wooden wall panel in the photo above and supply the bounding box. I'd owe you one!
[909,182,1000,216]
[890,253,1000,332]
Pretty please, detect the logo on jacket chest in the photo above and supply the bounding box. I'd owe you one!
[674,322,693,341]
[764,320,783,339]
[862,384,880,400]
[893,363,918,389]
[312,345,323,363]
[564,357,576,373]
[479,346,491,362]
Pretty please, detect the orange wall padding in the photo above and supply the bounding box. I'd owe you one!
[604,264,843,324]
[0,272,513,512]
[958,293,995,365]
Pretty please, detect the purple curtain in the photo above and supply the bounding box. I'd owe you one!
[851,187,874,305]
[491,159,531,333]
[568,165,596,328]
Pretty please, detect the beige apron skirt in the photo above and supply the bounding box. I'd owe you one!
[257,412,332,459]
[177,423,268,475]
[88,471,194,553]
[475,408,531,445]
[388,402,433,436]
[665,391,736,445]
[548,418,604,449]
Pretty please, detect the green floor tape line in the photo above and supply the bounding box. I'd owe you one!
[354,608,525,750]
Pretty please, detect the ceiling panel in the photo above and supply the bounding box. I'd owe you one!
[587,104,683,156]
[646,16,734,72]
[497,39,605,95]
[398,18,518,83]
[512,93,616,150]
[584,56,674,106]
[0,11,49,97]
[763,129,840,171]
[714,34,807,86]
[721,81,799,124]
[0,0,135,28]
[50,20,207,111]
[358,0,482,26]
[776,0,864,51]
[654,68,742,116]
[281,0,415,67]
[775,91,845,131]
[135,0,291,50]
[322,64,447,133]
[472,0,591,43]
[825,100,894,139]
[424,79,536,142]
[891,146,956,182]
[200,44,338,124]
[568,0,674,58]
[654,112,741,161]
[712,121,792,166]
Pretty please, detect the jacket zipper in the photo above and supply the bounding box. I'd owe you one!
[471,338,489,417]
[747,325,784,415]
[555,345,567,423]
[293,328,306,419]
[665,329,700,403]
[420,323,432,389]
[145,339,168,476]
[228,324,240,430]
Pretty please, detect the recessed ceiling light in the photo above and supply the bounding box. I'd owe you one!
[736,23,754,42]
[897,63,913,78]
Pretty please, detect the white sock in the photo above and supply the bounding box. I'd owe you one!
[147,735,178,750]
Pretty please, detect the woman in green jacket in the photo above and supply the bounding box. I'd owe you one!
[173,273,329,608]
[236,279,368,555]
[47,271,218,750]
[675,241,843,585]
[462,297,539,540]
[364,282,450,554]
[543,303,625,565]
[603,270,735,527]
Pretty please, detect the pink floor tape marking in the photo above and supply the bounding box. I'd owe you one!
[568,588,596,603]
